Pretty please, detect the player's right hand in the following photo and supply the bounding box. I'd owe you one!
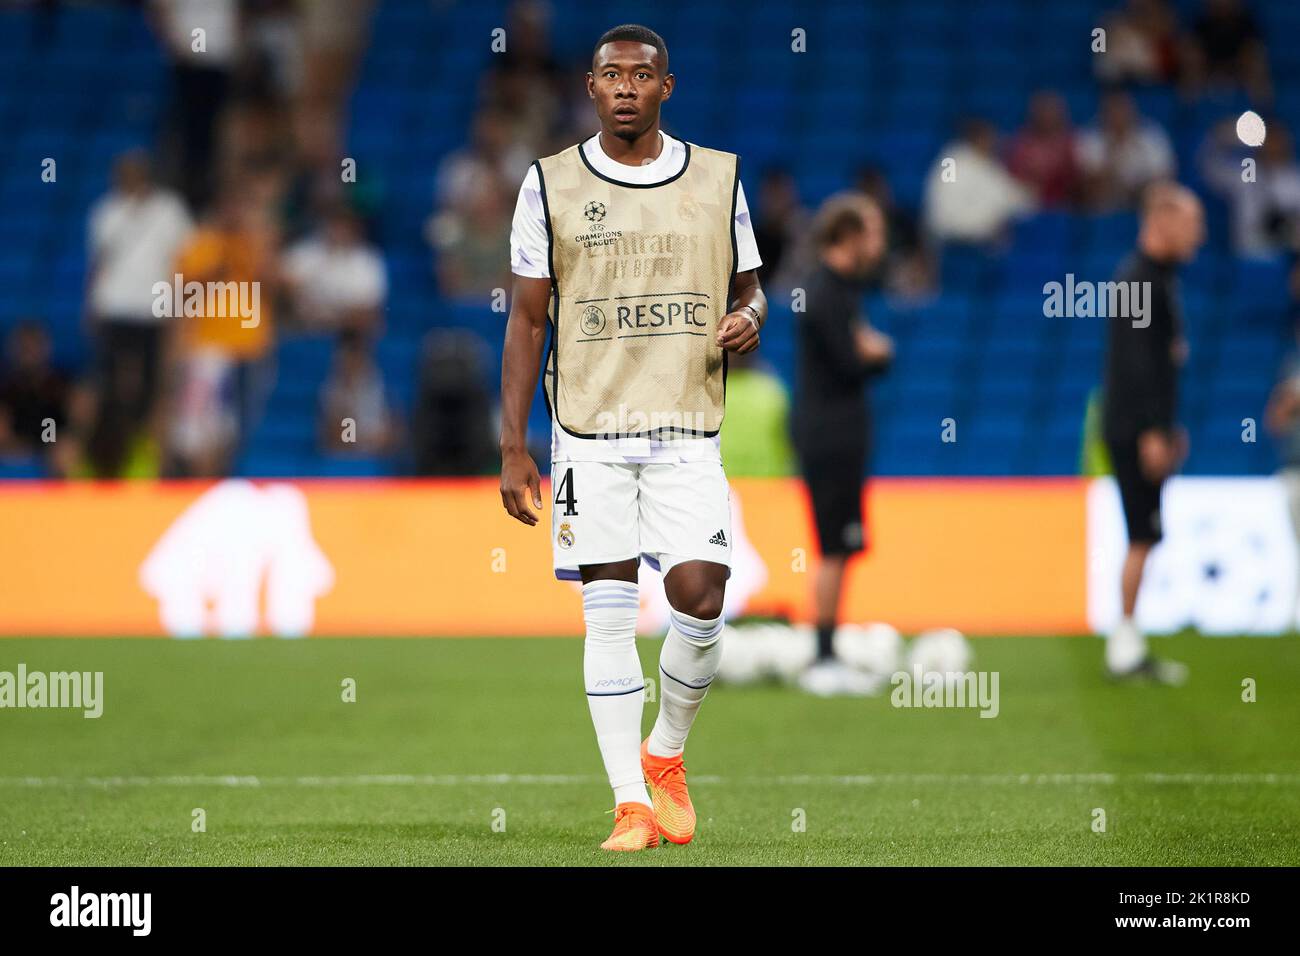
[500,449,543,526]
[1138,428,1178,483]
[856,324,894,367]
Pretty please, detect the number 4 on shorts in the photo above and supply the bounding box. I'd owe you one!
[555,467,578,516]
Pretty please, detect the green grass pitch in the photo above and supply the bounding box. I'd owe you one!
[1,632,1297,866]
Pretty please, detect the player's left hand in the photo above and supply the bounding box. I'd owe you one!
[716,309,759,354]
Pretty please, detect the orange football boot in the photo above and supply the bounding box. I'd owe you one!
[641,738,696,844]
[600,802,660,851]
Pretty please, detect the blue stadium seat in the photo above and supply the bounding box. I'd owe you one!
[3,0,1293,480]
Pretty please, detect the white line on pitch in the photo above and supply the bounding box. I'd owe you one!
[1,772,1298,788]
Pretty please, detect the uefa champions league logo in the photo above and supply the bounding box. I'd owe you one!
[583,200,606,222]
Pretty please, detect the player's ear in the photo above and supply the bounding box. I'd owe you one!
[661,73,674,101]
[586,72,596,99]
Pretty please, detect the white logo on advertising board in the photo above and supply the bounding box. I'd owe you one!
[139,480,335,638]
[1088,477,1298,635]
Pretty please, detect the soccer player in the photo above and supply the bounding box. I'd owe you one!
[498,24,766,851]
[1101,181,1204,682]
[791,194,894,696]
[1265,315,1300,628]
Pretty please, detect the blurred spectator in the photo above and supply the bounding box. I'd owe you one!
[719,351,795,478]
[52,382,162,480]
[428,174,512,299]
[1077,91,1176,211]
[481,0,567,154]
[284,204,387,334]
[149,0,241,211]
[492,0,565,88]
[1095,0,1182,86]
[166,348,238,477]
[923,119,1034,246]
[87,150,194,427]
[0,321,69,458]
[73,396,163,480]
[281,118,385,243]
[243,0,304,103]
[1180,0,1272,104]
[169,189,279,475]
[412,331,496,476]
[1007,91,1082,207]
[437,109,533,215]
[854,165,933,298]
[752,167,809,290]
[222,2,301,177]
[1201,119,1300,258]
[298,0,373,115]
[285,0,383,237]
[319,329,396,456]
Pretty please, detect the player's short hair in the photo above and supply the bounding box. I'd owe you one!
[592,24,668,73]
[1140,179,1191,217]
[812,193,881,249]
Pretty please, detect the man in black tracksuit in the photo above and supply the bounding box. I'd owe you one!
[792,193,894,697]
[1101,182,1204,681]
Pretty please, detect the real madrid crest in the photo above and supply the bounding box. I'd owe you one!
[558,522,575,549]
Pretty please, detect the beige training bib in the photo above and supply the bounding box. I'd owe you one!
[536,140,739,439]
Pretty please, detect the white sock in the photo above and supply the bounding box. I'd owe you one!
[582,581,650,808]
[648,608,724,758]
[1106,615,1147,672]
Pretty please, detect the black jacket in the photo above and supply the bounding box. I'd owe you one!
[1102,250,1182,442]
[791,263,886,456]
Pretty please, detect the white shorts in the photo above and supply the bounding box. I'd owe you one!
[550,458,733,580]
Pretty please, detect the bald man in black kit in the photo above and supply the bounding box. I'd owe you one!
[1101,182,1205,683]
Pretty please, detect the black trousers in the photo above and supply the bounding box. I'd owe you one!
[96,319,164,424]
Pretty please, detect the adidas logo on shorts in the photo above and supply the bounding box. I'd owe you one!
[708,529,727,547]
